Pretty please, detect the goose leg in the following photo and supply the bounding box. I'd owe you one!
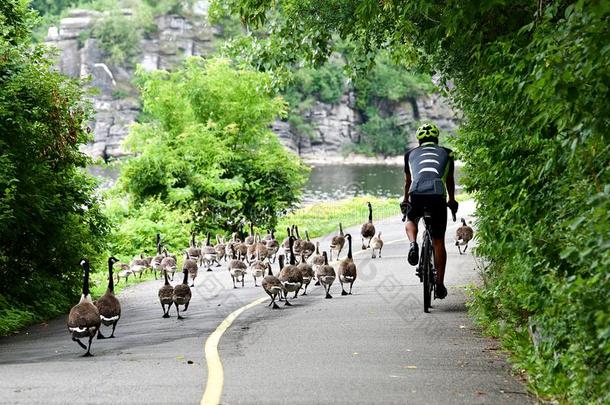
[463,244,468,253]
[162,303,170,318]
[379,248,382,258]
[97,329,107,339]
[315,279,321,286]
[110,321,118,338]
[284,296,292,306]
[362,237,366,250]
[242,277,244,288]
[73,337,87,350]
[232,276,237,289]
[349,283,353,295]
[271,293,280,309]
[176,303,184,320]
[301,284,308,296]
[293,290,298,299]
[341,282,348,296]
[83,335,94,357]
[325,285,333,299]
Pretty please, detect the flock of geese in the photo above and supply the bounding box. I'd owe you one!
[67,202,473,356]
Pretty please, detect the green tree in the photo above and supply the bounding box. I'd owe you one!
[111,57,307,255]
[0,0,108,334]
[217,0,609,402]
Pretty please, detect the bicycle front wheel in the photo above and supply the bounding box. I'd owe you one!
[422,235,432,313]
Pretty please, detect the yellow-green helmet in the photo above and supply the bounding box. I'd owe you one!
[416,123,440,140]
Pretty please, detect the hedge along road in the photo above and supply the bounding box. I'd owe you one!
[0,200,532,404]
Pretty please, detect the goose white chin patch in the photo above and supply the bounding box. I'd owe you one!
[69,326,90,333]
[100,315,119,322]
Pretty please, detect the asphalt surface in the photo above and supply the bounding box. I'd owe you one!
[0,201,533,404]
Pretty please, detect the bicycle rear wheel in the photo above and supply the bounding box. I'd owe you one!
[422,234,432,312]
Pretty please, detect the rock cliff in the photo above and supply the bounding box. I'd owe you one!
[45,2,459,161]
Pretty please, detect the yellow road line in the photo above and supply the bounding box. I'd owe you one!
[200,236,408,404]
[201,296,269,405]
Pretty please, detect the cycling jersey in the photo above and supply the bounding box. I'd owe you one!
[404,143,454,197]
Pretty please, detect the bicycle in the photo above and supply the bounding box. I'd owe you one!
[402,204,456,313]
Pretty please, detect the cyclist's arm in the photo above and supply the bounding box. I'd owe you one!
[404,152,411,202]
[404,173,412,202]
[446,157,455,202]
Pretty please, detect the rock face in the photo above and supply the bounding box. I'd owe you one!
[46,2,459,161]
[45,3,220,160]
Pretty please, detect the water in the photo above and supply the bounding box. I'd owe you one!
[302,163,463,204]
[89,162,462,204]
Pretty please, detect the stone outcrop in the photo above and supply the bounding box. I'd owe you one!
[45,3,220,160]
[46,2,459,161]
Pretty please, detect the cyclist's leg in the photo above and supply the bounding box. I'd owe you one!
[432,237,447,284]
[405,220,418,243]
[429,197,448,298]
[405,195,423,265]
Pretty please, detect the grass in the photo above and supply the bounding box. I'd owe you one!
[276,193,471,240]
[277,196,399,239]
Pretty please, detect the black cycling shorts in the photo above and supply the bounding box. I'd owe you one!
[406,194,447,240]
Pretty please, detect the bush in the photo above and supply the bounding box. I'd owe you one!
[93,10,141,65]
[0,0,108,334]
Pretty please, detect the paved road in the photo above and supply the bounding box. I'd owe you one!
[0,201,532,404]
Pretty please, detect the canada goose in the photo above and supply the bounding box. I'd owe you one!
[245,223,255,245]
[262,261,283,309]
[130,254,148,278]
[301,231,315,259]
[183,251,198,287]
[172,269,192,320]
[95,256,121,339]
[228,245,248,288]
[371,232,384,259]
[67,259,101,357]
[201,232,217,270]
[115,262,132,284]
[455,218,474,254]
[278,239,303,306]
[311,241,325,286]
[161,249,177,281]
[310,242,325,270]
[225,232,240,259]
[151,236,164,280]
[158,269,174,318]
[337,234,357,295]
[265,229,280,262]
[296,253,314,296]
[249,253,267,287]
[361,202,376,249]
[249,234,268,263]
[292,225,304,259]
[214,234,226,262]
[330,223,345,261]
[187,232,201,262]
[316,252,336,299]
[235,240,248,261]
[281,227,292,258]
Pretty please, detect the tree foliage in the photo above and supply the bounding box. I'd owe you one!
[0,0,108,333]
[216,0,610,402]
[111,57,307,256]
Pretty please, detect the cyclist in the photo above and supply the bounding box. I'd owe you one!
[400,123,458,299]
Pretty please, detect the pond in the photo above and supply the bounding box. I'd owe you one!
[301,163,464,205]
